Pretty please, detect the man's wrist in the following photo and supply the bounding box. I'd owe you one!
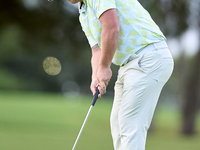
[99,61,111,68]
[92,76,98,81]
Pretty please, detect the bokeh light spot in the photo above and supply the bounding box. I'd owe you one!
[43,57,61,76]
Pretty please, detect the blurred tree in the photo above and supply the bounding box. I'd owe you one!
[182,48,200,135]
[181,0,200,135]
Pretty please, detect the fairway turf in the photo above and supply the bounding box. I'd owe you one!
[0,91,199,150]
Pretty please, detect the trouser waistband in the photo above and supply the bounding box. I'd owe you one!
[122,41,168,66]
[137,40,168,57]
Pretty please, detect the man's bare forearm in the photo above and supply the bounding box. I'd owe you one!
[100,28,119,68]
[91,44,101,80]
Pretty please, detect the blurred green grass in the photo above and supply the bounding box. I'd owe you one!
[0,91,199,150]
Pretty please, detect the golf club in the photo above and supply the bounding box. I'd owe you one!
[72,89,99,150]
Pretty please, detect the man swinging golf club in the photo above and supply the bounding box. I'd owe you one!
[68,0,174,149]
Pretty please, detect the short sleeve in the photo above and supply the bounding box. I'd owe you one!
[94,0,116,19]
[86,35,98,48]
[84,28,98,48]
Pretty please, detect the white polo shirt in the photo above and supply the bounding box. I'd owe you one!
[78,0,166,66]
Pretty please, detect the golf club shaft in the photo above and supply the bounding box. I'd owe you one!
[72,105,93,150]
[72,89,99,150]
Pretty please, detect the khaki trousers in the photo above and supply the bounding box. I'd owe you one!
[110,41,174,150]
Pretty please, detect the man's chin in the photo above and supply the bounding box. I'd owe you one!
[68,0,80,4]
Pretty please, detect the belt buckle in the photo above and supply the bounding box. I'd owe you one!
[122,54,138,66]
[129,54,138,62]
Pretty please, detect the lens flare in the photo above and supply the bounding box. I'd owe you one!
[43,57,61,76]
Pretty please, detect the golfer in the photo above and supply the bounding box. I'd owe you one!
[68,0,174,149]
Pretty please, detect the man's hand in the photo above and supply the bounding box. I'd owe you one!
[90,66,112,98]
[90,78,98,96]
[97,66,112,97]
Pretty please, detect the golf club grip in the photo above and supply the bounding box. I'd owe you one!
[91,89,99,106]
